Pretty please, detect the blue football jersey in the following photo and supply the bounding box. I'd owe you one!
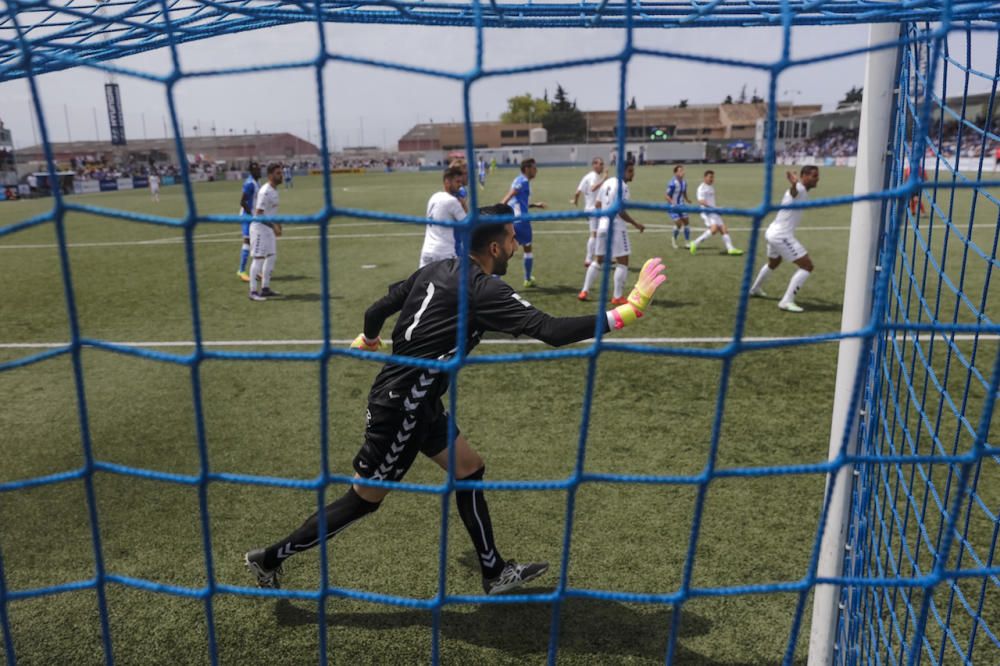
[241,176,259,214]
[510,174,531,216]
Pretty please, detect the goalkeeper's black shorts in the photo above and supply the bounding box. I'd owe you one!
[352,400,458,482]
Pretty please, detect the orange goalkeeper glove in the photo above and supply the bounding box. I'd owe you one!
[608,257,667,330]
[350,334,386,352]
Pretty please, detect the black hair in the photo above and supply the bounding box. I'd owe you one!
[800,165,819,177]
[520,158,536,173]
[444,166,464,181]
[471,203,514,252]
[673,164,684,174]
[704,169,714,177]
[266,162,281,176]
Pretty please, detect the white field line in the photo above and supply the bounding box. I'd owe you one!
[5,221,999,251]
[1,223,862,251]
[2,334,996,350]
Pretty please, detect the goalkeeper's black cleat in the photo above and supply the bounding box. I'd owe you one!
[244,549,282,589]
[482,559,549,595]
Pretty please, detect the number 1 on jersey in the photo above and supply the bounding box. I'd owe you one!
[404,282,436,341]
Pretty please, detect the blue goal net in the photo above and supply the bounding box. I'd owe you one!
[1,2,999,665]
[835,21,1000,666]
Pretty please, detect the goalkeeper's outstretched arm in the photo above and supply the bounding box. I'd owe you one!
[477,257,667,346]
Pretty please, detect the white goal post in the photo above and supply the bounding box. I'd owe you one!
[807,22,902,666]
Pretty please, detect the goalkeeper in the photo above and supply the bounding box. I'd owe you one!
[245,203,666,595]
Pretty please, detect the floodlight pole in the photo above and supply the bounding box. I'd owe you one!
[807,22,900,666]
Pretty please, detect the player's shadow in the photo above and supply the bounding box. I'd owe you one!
[798,298,842,312]
[276,293,343,303]
[529,284,584,297]
[270,274,310,282]
[275,596,724,663]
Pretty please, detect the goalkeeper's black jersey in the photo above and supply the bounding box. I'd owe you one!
[364,258,607,408]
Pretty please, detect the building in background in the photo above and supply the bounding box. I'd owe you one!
[15,133,320,175]
[398,122,542,151]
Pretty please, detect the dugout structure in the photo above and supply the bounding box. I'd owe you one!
[1,2,999,665]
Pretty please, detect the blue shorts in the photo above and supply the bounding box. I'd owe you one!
[241,217,251,237]
[669,211,688,222]
[513,221,533,245]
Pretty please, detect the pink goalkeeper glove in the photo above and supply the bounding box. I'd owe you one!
[608,257,667,330]
[350,334,386,352]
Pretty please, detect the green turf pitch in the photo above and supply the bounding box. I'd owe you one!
[1,164,998,664]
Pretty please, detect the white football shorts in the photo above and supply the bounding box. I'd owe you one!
[419,250,455,268]
[765,232,807,262]
[586,208,599,233]
[249,221,277,257]
[595,222,630,258]
[701,212,723,228]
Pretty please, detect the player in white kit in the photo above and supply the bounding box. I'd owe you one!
[689,170,742,256]
[571,157,607,267]
[419,166,467,267]
[748,166,820,312]
[148,173,160,202]
[579,161,645,304]
[248,163,284,302]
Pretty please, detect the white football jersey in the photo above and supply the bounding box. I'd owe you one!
[255,182,280,217]
[420,190,466,261]
[598,177,630,230]
[149,175,159,190]
[696,182,716,208]
[577,171,604,211]
[768,182,808,236]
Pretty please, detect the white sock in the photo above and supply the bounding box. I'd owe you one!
[694,229,712,247]
[613,263,628,299]
[262,254,276,289]
[750,264,772,293]
[722,233,734,251]
[582,261,601,293]
[781,268,811,305]
[585,236,595,263]
[249,257,265,294]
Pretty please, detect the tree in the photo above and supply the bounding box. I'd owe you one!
[541,83,586,143]
[723,94,734,105]
[628,96,638,110]
[679,99,689,108]
[738,84,748,104]
[500,93,551,124]
[840,85,863,104]
[751,88,764,104]
[551,84,573,112]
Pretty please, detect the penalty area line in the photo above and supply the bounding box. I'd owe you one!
[1,334,996,350]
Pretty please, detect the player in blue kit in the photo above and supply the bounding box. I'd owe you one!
[666,164,691,249]
[237,161,261,282]
[501,157,547,287]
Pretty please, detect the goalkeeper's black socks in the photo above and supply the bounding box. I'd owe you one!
[456,466,505,579]
[262,486,381,570]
